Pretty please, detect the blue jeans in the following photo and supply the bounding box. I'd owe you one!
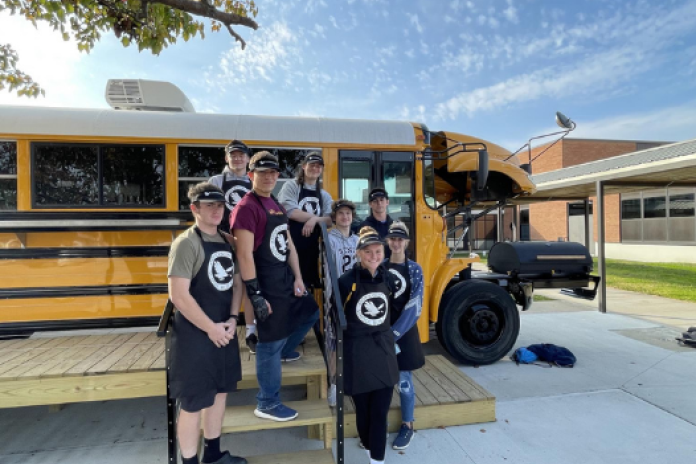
[255,308,319,410]
[399,370,415,423]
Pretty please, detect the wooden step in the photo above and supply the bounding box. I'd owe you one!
[220,399,333,434]
[339,355,496,437]
[246,449,334,464]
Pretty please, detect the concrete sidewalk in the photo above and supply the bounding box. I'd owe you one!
[534,285,696,331]
[1,290,695,464]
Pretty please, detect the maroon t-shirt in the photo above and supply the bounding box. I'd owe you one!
[230,193,287,251]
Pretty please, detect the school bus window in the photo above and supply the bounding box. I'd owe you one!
[101,145,165,206]
[32,143,165,208]
[34,144,99,206]
[178,146,225,210]
[0,141,17,210]
[256,148,319,197]
[382,157,413,221]
[423,157,437,209]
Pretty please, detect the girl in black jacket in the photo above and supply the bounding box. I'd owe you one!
[338,227,399,464]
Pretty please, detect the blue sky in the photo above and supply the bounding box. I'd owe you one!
[2,0,696,151]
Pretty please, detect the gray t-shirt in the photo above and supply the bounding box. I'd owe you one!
[278,180,333,217]
[168,227,239,279]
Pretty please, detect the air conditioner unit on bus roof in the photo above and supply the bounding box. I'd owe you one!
[105,79,196,113]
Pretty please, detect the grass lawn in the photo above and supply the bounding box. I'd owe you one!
[449,252,696,303]
[596,259,696,303]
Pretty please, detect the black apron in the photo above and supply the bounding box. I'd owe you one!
[219,174,251,233]
[169,227,242,399]
[252,193,318,343]
[288,184,322,288]
[385,261,425,372]
[343,266,399,396]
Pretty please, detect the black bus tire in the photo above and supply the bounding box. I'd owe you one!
[435,280,476,345]
[437,280,520,365]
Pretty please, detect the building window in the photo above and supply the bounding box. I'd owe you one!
[621,199,641,220]
[33,143,165,208]
[643,196,667,219]
[0,141,17,210]
[519,207,530,241]
[669,193,695,218]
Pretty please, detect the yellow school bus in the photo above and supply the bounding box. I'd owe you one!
[0,79,585,364]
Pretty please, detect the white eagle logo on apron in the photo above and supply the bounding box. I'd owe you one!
[225,185,250,210]
[208,251,234,291]
[270,224,289,262]
[388,268,407,299]
[298,197,321,216]
[356,292,388,326]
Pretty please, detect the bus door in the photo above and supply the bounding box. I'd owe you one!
[338,150,415,258]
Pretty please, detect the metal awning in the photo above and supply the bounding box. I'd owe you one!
[520,138,696,201]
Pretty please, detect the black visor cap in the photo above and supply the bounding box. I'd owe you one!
[357,233,383,250]
[250,159,281,172]
[225,140,250,155]
[385,228,409,240]
[193,191,225,203]
[304,153,324,165]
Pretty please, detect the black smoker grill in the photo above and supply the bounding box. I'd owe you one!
[485,241,600,301]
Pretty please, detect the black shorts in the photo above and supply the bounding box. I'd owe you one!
[178,385,237,413]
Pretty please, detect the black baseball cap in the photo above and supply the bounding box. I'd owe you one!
[249,152,280,172]
[357,232,383,250]
[303,152,324,165]
[225,140,250,155]
[386,225,409,240]
[369,187,389,202]
[192,190,225,203]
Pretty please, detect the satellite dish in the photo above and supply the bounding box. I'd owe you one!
[555,111,575,130]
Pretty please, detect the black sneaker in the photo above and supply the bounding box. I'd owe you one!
[246,333,258,354]
[202,451,247,464]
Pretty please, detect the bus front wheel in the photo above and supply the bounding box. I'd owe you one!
[436,280,520,365]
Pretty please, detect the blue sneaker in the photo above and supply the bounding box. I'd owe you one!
[254,403,298,422]
[281,351,302,363]
[392,424,414,450]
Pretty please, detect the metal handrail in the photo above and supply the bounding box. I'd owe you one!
[319,222,347,464]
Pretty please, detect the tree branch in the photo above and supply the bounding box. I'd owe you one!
[225,23,246,49]
[153,0,258,30]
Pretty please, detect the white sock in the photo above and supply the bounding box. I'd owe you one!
[369,459,384,464]
[246,324,256,336]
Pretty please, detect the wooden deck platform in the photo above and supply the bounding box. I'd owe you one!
[341,355,496,436]
[0,329,326,409]
[0,331,495,437]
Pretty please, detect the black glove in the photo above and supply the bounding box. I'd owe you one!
[244,278,270,323]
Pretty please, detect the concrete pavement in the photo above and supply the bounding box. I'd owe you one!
[1,286,695,464]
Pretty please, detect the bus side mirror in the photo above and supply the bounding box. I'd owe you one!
[477,149,489,191]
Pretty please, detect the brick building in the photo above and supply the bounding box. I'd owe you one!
[518,138,696,262]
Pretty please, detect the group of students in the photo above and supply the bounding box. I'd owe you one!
[167,140,425,464]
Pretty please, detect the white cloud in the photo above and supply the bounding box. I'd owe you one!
[329,16,339,29]
[406,13,423,34]
[304,0,327,13]
[572,104,696,142]
[309,23,326,38]
[420,40,429,55]
[405,49,415,59]
[212,22,300,88]
[434,46,652,120]
[503,0,519,24]
[450,0,462,12]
